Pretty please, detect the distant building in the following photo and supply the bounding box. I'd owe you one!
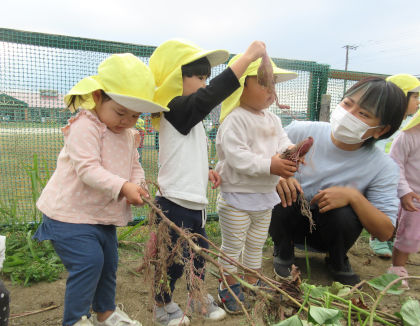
[0,90,70,123]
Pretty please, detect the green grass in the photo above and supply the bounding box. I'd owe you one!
[0,132,62,222]
[0,132,220,224]
[0,121,65,129]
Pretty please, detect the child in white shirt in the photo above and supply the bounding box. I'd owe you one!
[215,53,297,314]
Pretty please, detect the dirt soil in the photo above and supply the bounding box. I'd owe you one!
[7,237,420,326]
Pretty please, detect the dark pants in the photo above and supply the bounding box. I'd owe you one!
[155,196,209,304]
[0,280,9,326]
[269,202,363,272]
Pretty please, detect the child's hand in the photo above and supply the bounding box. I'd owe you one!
[121,182,149,206]
[401,192,420,212]
[230,41,266,79]
[243,41,267,63]
[209,169,221,189]
[270,154,297,178]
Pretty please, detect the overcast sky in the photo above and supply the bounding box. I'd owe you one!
[1,0,420,76]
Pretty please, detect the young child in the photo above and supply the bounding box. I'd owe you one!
[388,109,420,289]
[33,53,168,326]
[148,39,267,326]
[215,53,298,313]
[135,117,146,161]
[370,74,420,258]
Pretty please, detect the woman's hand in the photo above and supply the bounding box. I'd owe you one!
[310,186,358,213]
[209,169,221,189]
[276,177,303,207]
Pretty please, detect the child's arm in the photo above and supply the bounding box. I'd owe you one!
[120,182,148,206]
[165,40,267,135]
[275,117,294,154]
[401,192,420,211]
[229,40,266,79]
[269,116,297,178]
[130,131,146,183]
[270,155,297,178]
[165,68,240,135]
[209,169,221,189]
[129,130,150,202]
[220,115,295,178]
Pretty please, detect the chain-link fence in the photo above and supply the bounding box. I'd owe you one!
[0,28,388,223]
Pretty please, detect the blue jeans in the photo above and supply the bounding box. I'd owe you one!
[33,216,118,326]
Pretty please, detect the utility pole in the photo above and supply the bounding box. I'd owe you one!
[342,45,358,96]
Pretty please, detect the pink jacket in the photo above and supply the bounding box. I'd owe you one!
[37,110,145,226]
[390,125,420,201]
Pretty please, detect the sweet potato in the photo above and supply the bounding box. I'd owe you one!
[281,137,314,167]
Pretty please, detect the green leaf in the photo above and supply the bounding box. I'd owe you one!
[329,282,346,295]
[302,283,329,299]
[308,306,343,325]
[398,299,420,326]
[367,273,404,294]
[336,287,351,297]
[272,315,304,326]
[3,230,64,286]
[117,218,146,241]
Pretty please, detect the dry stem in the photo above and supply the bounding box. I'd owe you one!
[140,196,303,325]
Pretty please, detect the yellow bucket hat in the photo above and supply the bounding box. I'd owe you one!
[64,53,169,113]
[149,39,229,130]
[386,74,420,96]
[219,54,297,122]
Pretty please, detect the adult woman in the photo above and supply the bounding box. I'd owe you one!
[269,77,407,286]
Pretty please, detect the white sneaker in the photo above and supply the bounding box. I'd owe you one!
[74,316,94,326]
[91,306,142,326]
[187,293,226,321]
[153,301,190,326]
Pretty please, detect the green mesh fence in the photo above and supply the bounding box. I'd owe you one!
[0,28,388,224]
[326,69,389,111]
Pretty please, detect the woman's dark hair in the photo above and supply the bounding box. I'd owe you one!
[66,90,111,111]
[181,57,211,78]
[407,91,417,101]
[344,77,407,147]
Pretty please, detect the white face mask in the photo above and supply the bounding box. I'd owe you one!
[330,104,380,144]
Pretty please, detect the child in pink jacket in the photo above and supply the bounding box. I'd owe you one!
[388,111,420,289]
[34,53,168,326]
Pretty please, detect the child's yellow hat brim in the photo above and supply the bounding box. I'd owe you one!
[403,109,420,131]
[219,54,297,123]
[64,53,169,113]
[149,39,229,130]
[386,74,420,96]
